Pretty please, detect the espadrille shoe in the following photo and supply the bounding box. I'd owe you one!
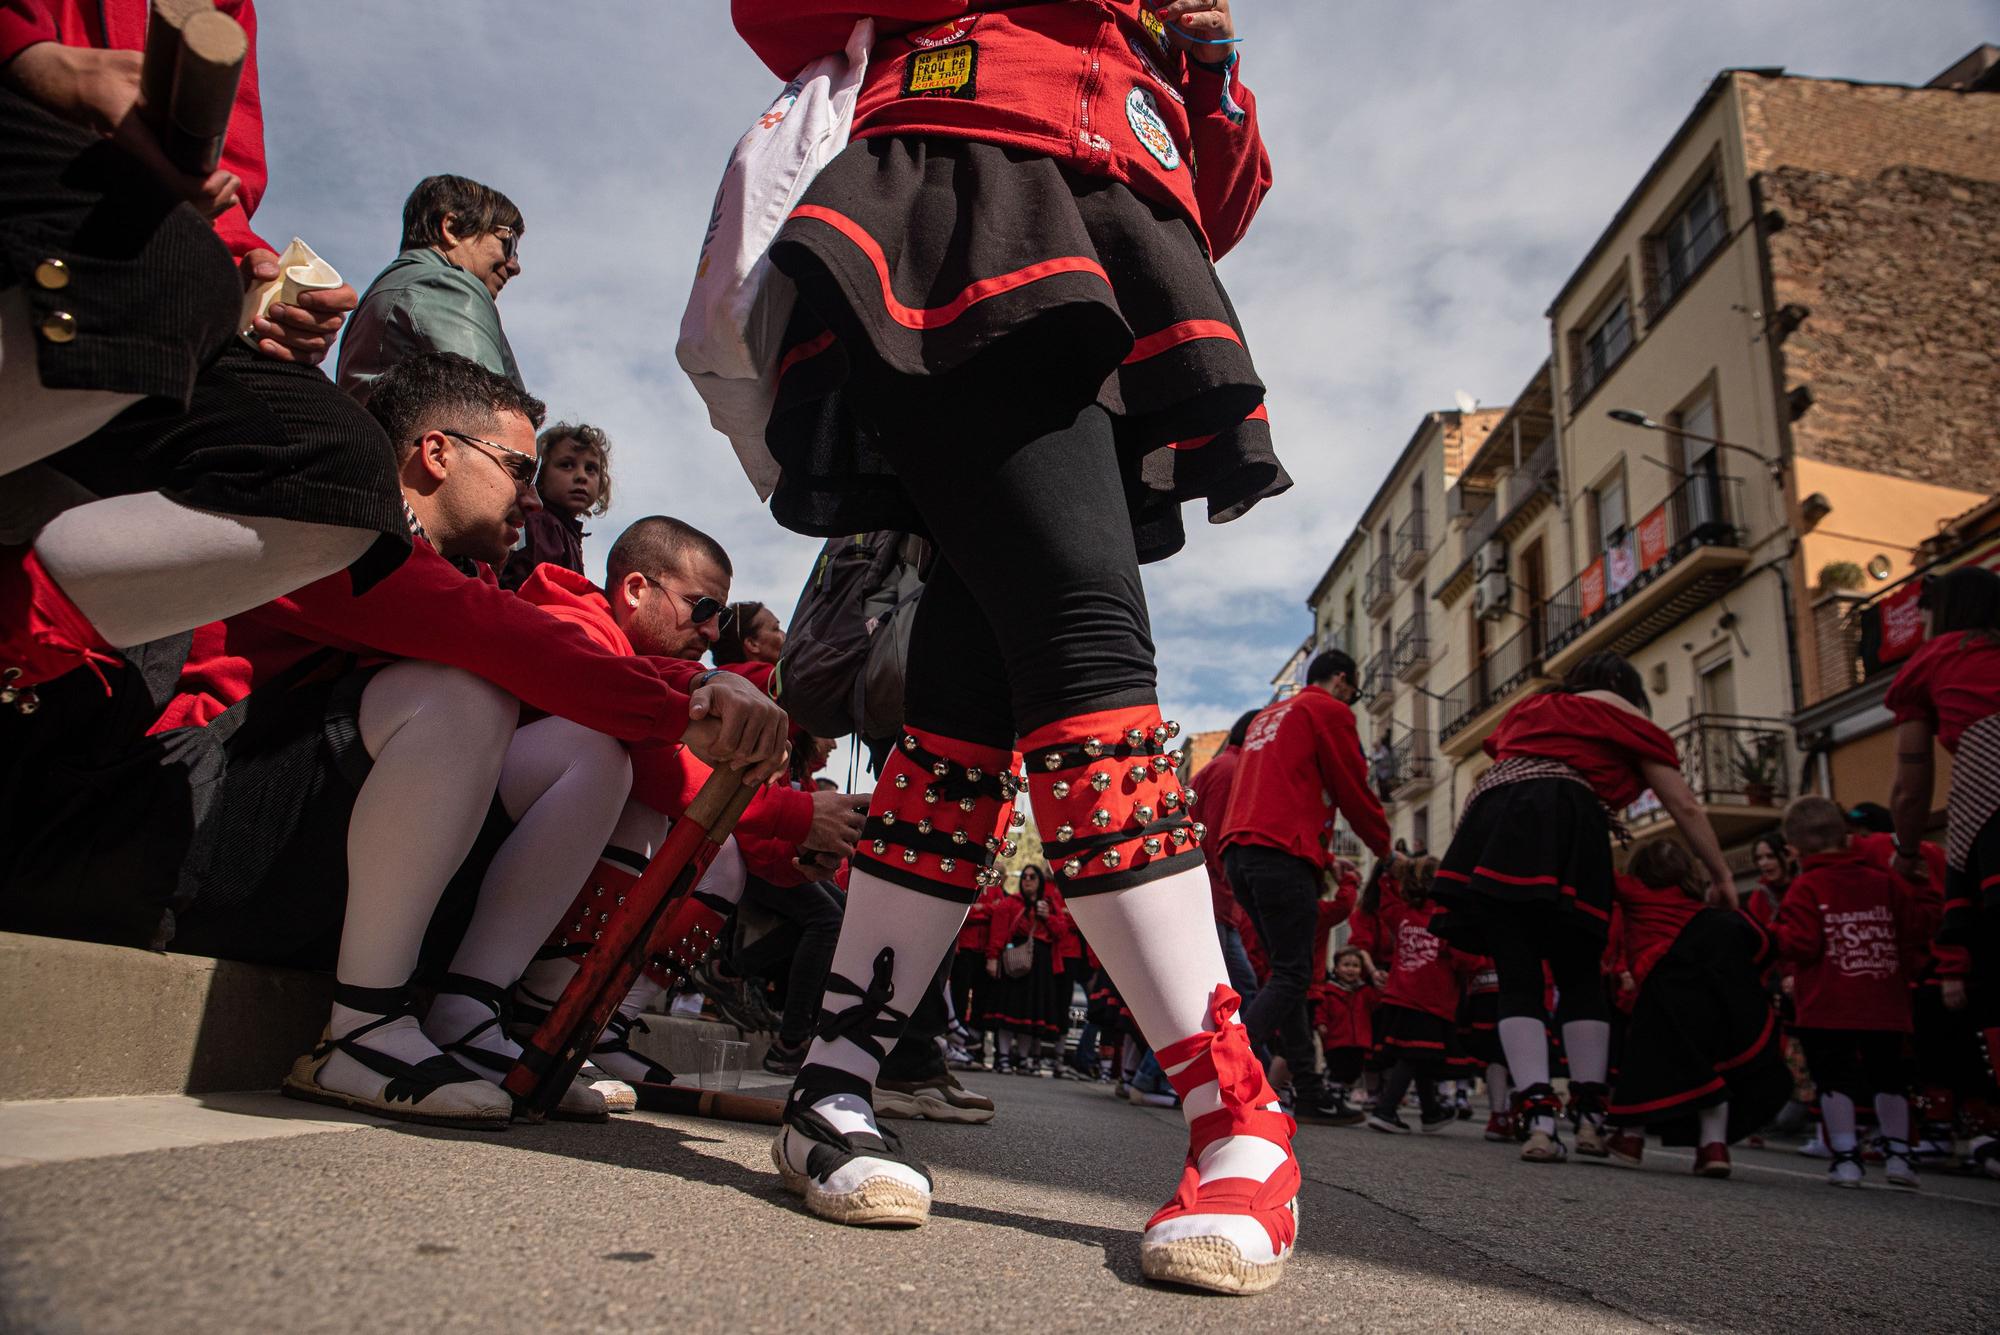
[281,1017,511,1129]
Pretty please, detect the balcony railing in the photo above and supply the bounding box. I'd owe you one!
[1392,614,1430,680]
[1393,512,1429,578]
[1364,554,1394,615]
[1625,714,1789,827]
[1363,651,1395,713]
[1543,471,1744,656]
[1374,729,1435,798]
[1438,623,1542,743]
[1506,435,1559,512]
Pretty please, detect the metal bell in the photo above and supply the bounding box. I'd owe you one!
[953,830,969,845]
[959,797,976,813]
[1056,823,1075,842]
[1002,839,1018,857]
[1062,860,1082,879]
[917,819,934,834]
[903,849,918,864]
[940,858,957,874]
[873,840,888,854]
[1134,804,1154,823]
[1009,811,1026,829]
[1163,791,1182,810]
[1143,837,1163,855]
[1101,850,1122,869]
[966,767,982,782]
[1152,754,1171,773]
[1090,771,1112,793]
[1127,764,1149,784]
[903,735,918,751]
[1124,727,1146,747]
[924,787,941,804]
[894,774,910,790]
[1051,779,1072,800]
[1171,829,1189,847]
[1166,720,1182,738]
[1192,822,1207,842]
[1091,809,1111,829]
[1082,737,1104,757]
[932,760,949,778]
[1043,751,1065,771]
[882,811,896,826]
[985,836,1001,853]
[1151,725,1169,744]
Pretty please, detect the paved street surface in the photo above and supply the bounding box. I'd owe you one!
[3,1074,1998,1333]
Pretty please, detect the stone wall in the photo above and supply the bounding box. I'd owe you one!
[1761,164,2000,487]
[1740,73,2000,184]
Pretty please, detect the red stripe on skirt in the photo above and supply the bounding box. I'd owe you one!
[1123,318,1242,365]
[1714,1007,1777,1072]
[1608,1075,1725,1116]
[777,330,836,381]
[789,204,1112,331]
[1169,403,1269,452]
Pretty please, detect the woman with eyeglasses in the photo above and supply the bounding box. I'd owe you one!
[1886,566,2000,1153]
[337,173,525,406]
[730,0,1298,1295]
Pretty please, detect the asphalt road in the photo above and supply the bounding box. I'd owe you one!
[3,1074,1997,1333]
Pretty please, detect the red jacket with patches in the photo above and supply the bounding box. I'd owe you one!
[733,1,1270,260]
[157,541,699,745]
[1485,692,1679,810]
[1775,848,1926,1033]
[1189,741,1242,923]
[1218,686,1390,868]
[1,0,271,258]
[1374,899,1466,1023]
[1315,978,1377,1053]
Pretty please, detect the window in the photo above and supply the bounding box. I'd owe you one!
[1651,177,1726,315]
[1669,385,1719,475]
[1411,805,1430,855]
[1588,470,1628,554]
[1582,298,1633,386]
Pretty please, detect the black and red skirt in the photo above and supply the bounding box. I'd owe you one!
[1433,778,1617,955]
[1452,988,1502,1072]
[1606,909,1790,1145]
[766,136,1289,564]
[1372,1002,1456,1071]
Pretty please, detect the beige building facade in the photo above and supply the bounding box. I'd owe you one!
[1300,51,2000,866]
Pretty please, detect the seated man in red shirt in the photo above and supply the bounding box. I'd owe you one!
[507,518,866,1083]
[1216,649,1390,1124]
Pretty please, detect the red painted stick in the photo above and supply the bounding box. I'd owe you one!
[503,766,757,1114]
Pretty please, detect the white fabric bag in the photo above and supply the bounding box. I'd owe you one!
[676,20,873,500]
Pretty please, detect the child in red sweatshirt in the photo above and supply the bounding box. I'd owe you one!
[1315,947,1377,1123]
[1775,796,1930,1190]
[1366,858,1470,1135]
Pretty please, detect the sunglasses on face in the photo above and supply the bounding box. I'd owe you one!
[492,226,518,263]
[437,429,538,484]
[641,576,736,630]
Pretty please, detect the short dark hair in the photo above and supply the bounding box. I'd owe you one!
[1920,566,2000,637]
[365,351,545,460]
[401,174,524,251]
[710,601,768,667]
[1306,649,1357,688]
[1782,795,1848,856]
[1561,651,1649,714]
[1226,708,1259,748]
[537,421,613,516]
[606,516,734,589]
[1844,801,1894,834]
[1628,839,1703,903]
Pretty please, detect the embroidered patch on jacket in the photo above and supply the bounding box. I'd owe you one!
[902,44,978,99]
[908,15,978,49]
[1125,86,1181,170]
[1139,7,1171,52]
[1127,37,1184,104]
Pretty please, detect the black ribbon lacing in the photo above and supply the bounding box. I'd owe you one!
[814,947,909,1063]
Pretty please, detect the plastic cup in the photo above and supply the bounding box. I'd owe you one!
[277,256,342,308]
[697,1038,749,1091]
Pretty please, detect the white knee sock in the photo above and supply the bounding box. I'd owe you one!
[336,663,518,991]
[801,868,967,1140]
[995,1029,1015,1059]
[1067,865,1285,1188]
[1498,1017,1554,1133]
[35,493,373,647]
[1822,1092,1859,1152]
[1560,1019,1611,1087]
[1487,1063,1511,1114]
[1697,1102,1729,1147]
[0,288,141,469]
[1874,1093,1911,1148]
[444,718,633,984]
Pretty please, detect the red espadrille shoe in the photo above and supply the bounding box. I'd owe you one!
[1139,987,1299,1296]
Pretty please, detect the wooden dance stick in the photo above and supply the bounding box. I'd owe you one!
[140,0,248,175]
[632,1083,786,1125]
[503,765,758,1117]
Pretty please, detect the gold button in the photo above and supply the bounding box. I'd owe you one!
[38,311,77,344]
[34,259,70,290]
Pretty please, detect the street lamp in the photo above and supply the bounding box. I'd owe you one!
[1606,409,1784,485]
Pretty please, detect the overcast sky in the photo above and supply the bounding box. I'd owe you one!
[261,2,1987,769]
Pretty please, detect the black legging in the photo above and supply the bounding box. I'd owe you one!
[1487,917,1610,1027]
[736,876,846,1049]
[871,399,1157,748]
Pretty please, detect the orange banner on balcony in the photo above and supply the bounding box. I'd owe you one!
[1636,504,1669,570]
[1579,557,1607,618]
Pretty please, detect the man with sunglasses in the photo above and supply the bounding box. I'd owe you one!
[3,353,789,1128]
[337,173,525,407]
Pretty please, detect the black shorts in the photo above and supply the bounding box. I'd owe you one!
[1796,1028,1914,1102]
[767,135,1289,565]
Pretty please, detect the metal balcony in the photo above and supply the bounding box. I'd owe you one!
[1437,623,1548,756]
[1364,554,1394,617]
[1622,713,1789,846]
[1392,614,1430,681]
[1393,512,1429,579]
[1362,651,1395,715]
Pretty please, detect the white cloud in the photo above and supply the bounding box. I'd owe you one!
[253,0,1989,754]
